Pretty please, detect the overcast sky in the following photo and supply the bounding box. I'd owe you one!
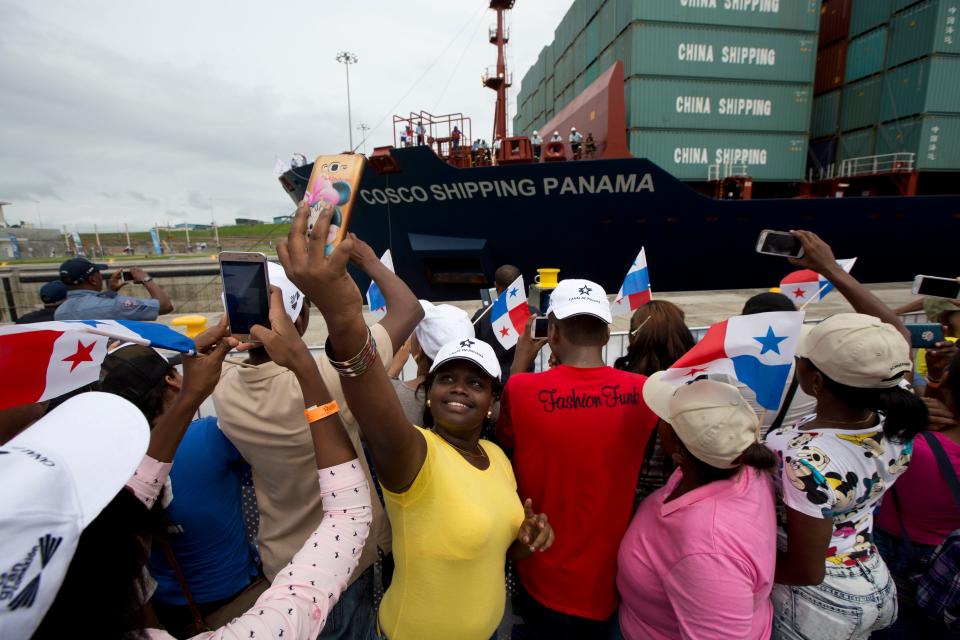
[0,0,573,232]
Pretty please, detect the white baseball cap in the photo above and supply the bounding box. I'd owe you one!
[0,392,149,638]
[797,313,911,389]
[429,338,502,381]
[267,261,305,323]
[642,372,759,470]
[547,279,612,324]
[415,301,475,361]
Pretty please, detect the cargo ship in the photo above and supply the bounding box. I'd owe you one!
[280,0,960,301]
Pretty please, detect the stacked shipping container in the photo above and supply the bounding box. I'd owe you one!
[809,0,960,174]
[513,0,820,181]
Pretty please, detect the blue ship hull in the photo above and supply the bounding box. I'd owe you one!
[282,146,960,300]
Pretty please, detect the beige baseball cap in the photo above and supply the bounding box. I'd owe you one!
[642,372,759,470]
[797,313,911,389]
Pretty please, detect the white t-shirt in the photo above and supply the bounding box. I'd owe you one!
[765,416,913,567]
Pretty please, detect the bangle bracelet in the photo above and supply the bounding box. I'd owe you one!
[304,400,340,423]
[326,328,378,377]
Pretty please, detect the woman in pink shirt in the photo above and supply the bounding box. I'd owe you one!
[615,373,778,640]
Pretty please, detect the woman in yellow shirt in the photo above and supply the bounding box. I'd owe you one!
[276,208,554,640]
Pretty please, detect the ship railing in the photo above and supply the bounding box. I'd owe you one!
[707,163,750,181]
[481,67,512,87]
[838,153,916,178]
[488,25,509,42]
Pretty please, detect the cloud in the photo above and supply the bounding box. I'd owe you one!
[187,191,212,210]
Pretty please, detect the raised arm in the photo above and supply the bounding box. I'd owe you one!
[278,201,427,492]
[789,230,910,343]
[348,234,421,353]
[130,266,174,315]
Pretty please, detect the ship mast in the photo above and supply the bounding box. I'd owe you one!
[483,0,514,143]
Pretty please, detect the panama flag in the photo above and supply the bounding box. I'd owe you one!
[490,275,532,349]
[366,250,393,321]
[780,258,857,306]
[611,248,652,318]
[661,311,805,411]
[0,320,196,411]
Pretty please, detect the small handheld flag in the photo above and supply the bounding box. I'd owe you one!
[0,320,196,411]
[611,248,652,318]
[489,275,532,349]
[780,258,857,306]
[661,311,805,411]
[366,250,394,321]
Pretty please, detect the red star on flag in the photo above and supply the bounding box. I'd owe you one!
[499,326,511,337]
[62,340,96,372]
[791,287,807,299]
[686,367,708,377]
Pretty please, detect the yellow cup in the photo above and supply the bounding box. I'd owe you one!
[172,314,209,339]
[535,268,560,289]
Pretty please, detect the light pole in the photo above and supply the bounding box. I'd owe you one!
[357,122,370,154]
[336,51,359,151]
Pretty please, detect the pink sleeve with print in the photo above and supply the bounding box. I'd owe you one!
[182,459,372,640]
[125,455,172,509]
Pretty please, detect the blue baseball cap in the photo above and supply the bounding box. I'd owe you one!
[59,258,108,285]
[39,280,68,303]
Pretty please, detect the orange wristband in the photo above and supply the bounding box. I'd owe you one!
[304,400,340,423]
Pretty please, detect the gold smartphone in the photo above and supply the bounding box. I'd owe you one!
[303,154,367,255]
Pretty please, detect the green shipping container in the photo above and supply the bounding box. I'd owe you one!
[881,55,960,120]
[620,0,820,32]
[811,90,841,137]
[887,0,960,68]
[837,127,876,163]
[892,0,926,13]
[876,115,960,169]
[850,0,892,37]
[840,75,883,131]
[625,77,812,132]
[627,23,817,83]
[586,16,601,64]
[599,0,617,49]
[845,26,888,82]
[628,129,808,181]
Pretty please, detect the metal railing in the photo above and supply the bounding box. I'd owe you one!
[838,153,916,178]
[488,25,509,42]
[481,67,512,87]
[707,163,750,181]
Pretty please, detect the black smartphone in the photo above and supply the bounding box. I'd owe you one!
[121,270,135,282]
[906,323,945,349]
[912,275,960,299]
[756,230,804,258]
[533,316,549,339]
[219,252,270,341]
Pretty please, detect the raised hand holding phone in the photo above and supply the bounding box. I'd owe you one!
[249,287,313,372]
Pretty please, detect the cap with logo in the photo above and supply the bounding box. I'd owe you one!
[58,258,108,285]
[797,313,911,389]
[39,281,68,304]
[642,372,759,470]
[0,392,149,638]
[429,338,502,381]
[547,279,612,324]
[415,301,475,361]
[99,344,180,408]
[267,262,305,323]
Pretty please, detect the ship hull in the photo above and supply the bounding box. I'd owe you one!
[282,146,959,300]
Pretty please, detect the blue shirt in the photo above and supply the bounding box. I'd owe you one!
[150,417,259,605]
[54,289,160,321]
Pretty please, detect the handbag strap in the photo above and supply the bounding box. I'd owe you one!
[770,375,800,432]
[157,532,208,632]
[922,432,960,510]
[890,485,921,568]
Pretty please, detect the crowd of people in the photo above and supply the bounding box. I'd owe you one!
[2,201,959,640]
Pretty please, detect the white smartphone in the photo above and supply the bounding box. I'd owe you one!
[912,275,960,299]
[219,252,270,342]
[756,230,804,258]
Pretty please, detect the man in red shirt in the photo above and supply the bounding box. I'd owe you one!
[498,279,658,638]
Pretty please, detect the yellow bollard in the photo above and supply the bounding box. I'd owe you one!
[172,315,209,338]
[769,287,781,293]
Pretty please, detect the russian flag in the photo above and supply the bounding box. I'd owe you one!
[780,258,857,306]
[490,275,532,349]
[611,248,652,318]
[366,250,393,321]
[0,320,196,411]
[661,311,805,411]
